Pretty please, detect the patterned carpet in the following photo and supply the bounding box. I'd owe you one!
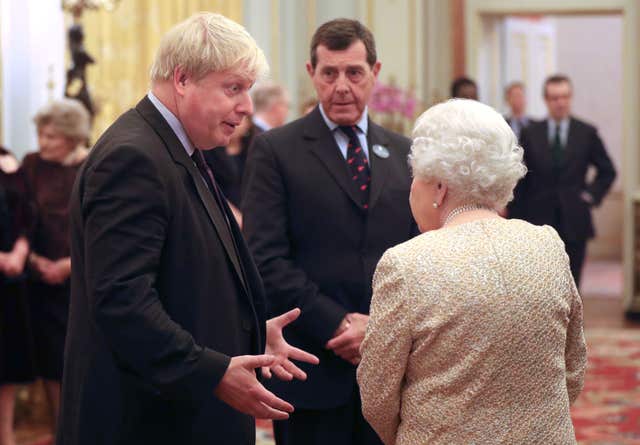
[571,328,640,444]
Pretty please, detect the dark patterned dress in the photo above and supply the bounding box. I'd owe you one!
[0,148,36,384]
[22,152,83,380]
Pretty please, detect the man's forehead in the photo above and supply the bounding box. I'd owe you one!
[315,42,369,66]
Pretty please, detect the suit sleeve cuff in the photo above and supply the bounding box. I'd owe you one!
[297,295,348,345]
[181,347,231,404]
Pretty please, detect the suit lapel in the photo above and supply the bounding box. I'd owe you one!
[134,97,249,295]
[366,120,391,210]
[564,118,578,164]
[305,108,363,209]
[537,120,553,171]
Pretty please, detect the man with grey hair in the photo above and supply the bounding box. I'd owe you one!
[251,81,290,131]
[57,13,317,445]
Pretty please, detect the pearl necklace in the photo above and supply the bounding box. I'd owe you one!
[442,204,495,227]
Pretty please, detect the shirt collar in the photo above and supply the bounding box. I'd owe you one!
[548,116,569,130]
[252,115,272,132]
[318,103,369,135]
[147,91,196,157]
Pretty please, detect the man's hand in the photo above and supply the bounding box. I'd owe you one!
[0,251,25,277]
[39,257,71,285]
[214,354,294,420]
[325,313,369,365]
[262,308,320,380]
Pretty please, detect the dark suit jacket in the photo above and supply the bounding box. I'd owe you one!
[242,107,417,409]
[203,123,262,207]
[57,97,266,445]
[509,117,616,241]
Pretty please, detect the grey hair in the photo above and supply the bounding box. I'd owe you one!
[251,81,288,113]
[150,12,269,82]
[33,99,90,143]
[409,99,526,209]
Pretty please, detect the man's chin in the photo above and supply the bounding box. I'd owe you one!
[328,111,361,126]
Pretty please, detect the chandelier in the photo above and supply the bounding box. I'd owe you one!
[62,0,122,17]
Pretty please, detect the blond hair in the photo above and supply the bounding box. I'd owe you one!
[150,12,269,82]
[33,99,90,144]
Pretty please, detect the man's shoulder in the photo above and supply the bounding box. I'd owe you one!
[570,116,598,133]
[86,109,167,171]
[372,120,411,143]
[251,112,321,158]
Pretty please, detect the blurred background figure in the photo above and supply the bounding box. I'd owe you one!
[251,81,290,132]
[358,99,586,445]
[450,76,478,100]
[204,81,290,226]
[508,74,616,286]
[504,81,535,139]
[299,98,318,117]
[21,99,90,429]
[203,116,258,225]
[0,147,35,445]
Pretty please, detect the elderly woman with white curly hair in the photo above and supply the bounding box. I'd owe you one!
[357,99,587,445]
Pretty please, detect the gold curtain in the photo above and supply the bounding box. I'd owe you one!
[78,0,243,139]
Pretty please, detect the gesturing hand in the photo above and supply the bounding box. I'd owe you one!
[326,313,369,365]
[214,354,294,420]
[262,308,320,380]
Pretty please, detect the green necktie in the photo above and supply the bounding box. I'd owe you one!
[551,123,564,169]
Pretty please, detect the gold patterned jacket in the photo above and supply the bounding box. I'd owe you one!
[357,218,586,445]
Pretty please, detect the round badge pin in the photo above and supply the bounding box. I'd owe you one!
[372,144,390,159]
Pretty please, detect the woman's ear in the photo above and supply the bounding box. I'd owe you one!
[435,182,448,207]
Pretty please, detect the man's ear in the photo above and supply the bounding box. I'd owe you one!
[305,61,315,79]
[173,66,188,95]
[371,61,381,79]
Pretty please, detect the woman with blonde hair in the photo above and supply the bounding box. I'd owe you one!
[22,98,90,427]
[357,99,586,445]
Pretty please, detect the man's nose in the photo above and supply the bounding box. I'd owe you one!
[335,72,349,93]
[239,92,253,115]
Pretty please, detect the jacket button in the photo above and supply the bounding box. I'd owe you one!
[242,320,253,332]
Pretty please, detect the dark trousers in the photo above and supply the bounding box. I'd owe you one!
[273,387,382,445]
[564,238,587,288]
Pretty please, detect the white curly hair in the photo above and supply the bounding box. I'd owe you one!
[409,99,526,209]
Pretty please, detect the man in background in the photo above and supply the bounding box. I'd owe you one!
[251,81,290,132]
[242,18,417,445]
[509,74,616,286]
[504,81,535,139]
[451,76,479,100]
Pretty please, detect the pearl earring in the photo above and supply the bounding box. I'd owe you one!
[432,202,438,208]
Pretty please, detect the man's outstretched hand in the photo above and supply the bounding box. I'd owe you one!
[214,354,294,420]
[262,308,320,380]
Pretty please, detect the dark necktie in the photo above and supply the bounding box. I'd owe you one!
[551,122,564,170]
[192,150,225,207]
[339,125,371,209]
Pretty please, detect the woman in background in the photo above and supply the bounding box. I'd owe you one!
[22,99,90,426]
[0,147,35,445]
[357,99,586,445]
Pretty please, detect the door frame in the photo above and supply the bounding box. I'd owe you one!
[466,0,639,311]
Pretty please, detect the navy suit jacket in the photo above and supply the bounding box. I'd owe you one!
[242,106,417,409]
[509,117,616,241]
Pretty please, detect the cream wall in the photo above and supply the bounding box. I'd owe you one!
[556,15,624,260]
[0,0,66,158]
